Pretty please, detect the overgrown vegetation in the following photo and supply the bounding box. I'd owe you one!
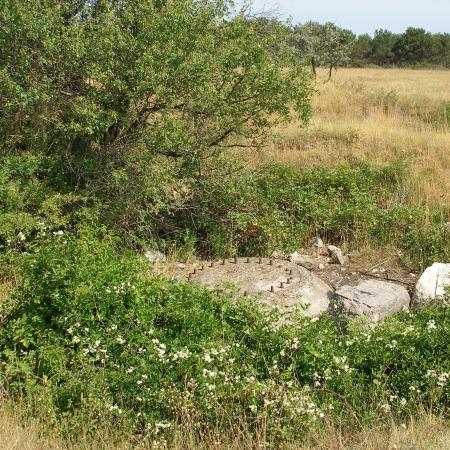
[0,0,449,447]
[0,231,449,444]
[2,152,448,270]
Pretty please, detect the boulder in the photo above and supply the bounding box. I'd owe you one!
[328,245,346,265]
[413,263,450,307]
[334,279,410,321]
[288,252,323,270]
[144,250,166,263]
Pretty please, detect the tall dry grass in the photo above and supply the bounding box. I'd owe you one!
[1,399,449,450]
[252,68,450,210]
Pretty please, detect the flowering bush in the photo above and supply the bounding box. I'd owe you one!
[0,230,448,442]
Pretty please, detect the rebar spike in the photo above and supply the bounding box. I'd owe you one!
[193,269,197,274]
[258,257,262,264]
[244,291,248,297]
[270,286,275,293]
[269,259,273,266]
[246,257,250,263]
[280,282,284,288]
[221,259,226,265]
[234,256,238,264]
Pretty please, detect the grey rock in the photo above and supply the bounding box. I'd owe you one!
[144,250,166,263]
[413,263,450,307]
[328,245,347,265]
[334,280,410,321]
[289,252,323,270]
[311,237,324,248]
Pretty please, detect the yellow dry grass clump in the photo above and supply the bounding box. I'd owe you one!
[255,68,450,209]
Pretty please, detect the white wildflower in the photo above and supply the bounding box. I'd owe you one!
[380,403,391,413]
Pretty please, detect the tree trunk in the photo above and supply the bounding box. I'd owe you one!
[311,57,317,80]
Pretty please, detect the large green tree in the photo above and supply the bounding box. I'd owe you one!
[0,0,311,239]
[393,27,433,66]
[0,0,311,173]
[370,29,398,66]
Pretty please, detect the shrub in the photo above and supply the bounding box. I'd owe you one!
[170,162,449,267]
[1,231,448,442]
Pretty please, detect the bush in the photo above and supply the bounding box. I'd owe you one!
[169,162,449,267]
[1,231,448,442]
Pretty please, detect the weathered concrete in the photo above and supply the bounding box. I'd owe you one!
[185,257,333,318]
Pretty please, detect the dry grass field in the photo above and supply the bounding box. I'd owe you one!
[254,68,450,210]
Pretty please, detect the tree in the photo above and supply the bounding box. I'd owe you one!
[429,33,450,68]
[350,34,373,67]
[0,0,312,241]
[0,0,311,177]
[393,27,433,66]
[290,22,355,80]
[371,29,398,66]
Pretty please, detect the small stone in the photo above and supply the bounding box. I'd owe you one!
[289,252,323,270]
[312,237,324,248]
[271,250,287,259]
[144,250,166,263]
[177,263,186,269]
[318,263,325,270]
[327,245,346,265]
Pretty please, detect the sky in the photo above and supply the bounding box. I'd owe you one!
[248,0,450,35]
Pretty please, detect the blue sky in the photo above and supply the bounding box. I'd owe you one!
[248,0,450,35]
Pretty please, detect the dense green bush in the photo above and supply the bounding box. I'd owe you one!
[168,162,449,267]
[2,153,448,274]
[1,231,448,441]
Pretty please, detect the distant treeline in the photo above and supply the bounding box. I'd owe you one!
[351,28,450,68]
[252,19,450,74]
